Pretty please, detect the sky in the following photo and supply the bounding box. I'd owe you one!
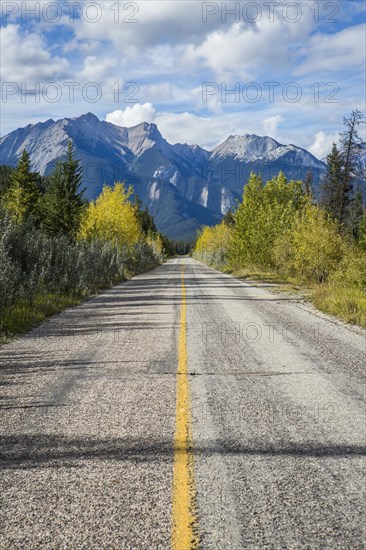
[0,0,365,158]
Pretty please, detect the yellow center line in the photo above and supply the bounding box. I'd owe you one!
[172,264,199,550]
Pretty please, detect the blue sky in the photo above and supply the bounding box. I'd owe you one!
[0,0,365,157]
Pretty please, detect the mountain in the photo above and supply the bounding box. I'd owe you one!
[0,113,326,241]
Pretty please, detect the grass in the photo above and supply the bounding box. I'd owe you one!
[0,292,88,343]
[313,285,366,328]
[231,267,366,328]
[231,267,312,298]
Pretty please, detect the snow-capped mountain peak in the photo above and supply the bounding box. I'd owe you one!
[0,114,327,240]
[212,134,283,162]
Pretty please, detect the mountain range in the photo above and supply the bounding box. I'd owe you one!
[0,113,326,241]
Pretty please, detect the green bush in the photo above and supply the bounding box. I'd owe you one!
[274,202,345,283]
[229,172,305,270]
[0,214,162,335]
[330,247,366,291]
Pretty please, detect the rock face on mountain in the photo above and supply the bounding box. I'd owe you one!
[0,113,326,240]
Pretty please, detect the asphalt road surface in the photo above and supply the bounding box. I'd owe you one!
[1,257,365,549]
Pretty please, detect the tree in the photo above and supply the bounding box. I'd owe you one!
[0,165,15,197]
[41,142,85,239]
[133,195,157,234]
[275,200,345,283]
[359,210,366,250]
[229,171,305,269]
[339,110,365,226]
[348,188,364,240]
[320,143,344,223]
[78,182,142,246]
[229,172,263,268]
[194,222,233,269]
[303,170,313,198]
[1,150,41,224]
[222,208,236,227]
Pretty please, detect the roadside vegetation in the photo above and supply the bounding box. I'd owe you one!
[0,143,173,341]
[194,111,366,328]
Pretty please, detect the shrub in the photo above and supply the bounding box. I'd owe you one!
[229,172,305,270]
[0,215,162,326]
[194,223,233,269]
[329,246,366,291]
[274,202,345,283]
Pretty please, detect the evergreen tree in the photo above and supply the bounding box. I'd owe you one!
[303,170,313,197]
[133,194,156,234]
[348,189,365,240]
[359,210,366,250]
[320,143,343,222]
[222,208,236,227]
[0,165,15,197]
[339,110,365,226]
[41,142,85,239]
[1,150,41,224]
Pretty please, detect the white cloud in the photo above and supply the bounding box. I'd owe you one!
[80,56,117,83]
[155,111,256,149]
[141,83,173,102]
[184,13,314,79]
[106,103,156,127]
[0,24,69,81]
[262,115,283,139]
[68,0,317,81]
[106,106,340,153]
[72,0,222,53]
[295,24,366,76]
[308,131,339,160]
[1,2,364,155]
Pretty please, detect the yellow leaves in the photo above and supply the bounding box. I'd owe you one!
[194,222,233,268]
[2,186,28,224]
[78,182,142,246]
[231,171,306,269]
[2,178,41,225]
[147,231,164,257]
[330,246,366,290]
[276,202,345,283]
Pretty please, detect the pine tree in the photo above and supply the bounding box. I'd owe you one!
[320,143,343,222]
[303,170,313,198]
[339,110,365,226]
[133,194,156,234]
[0,165,15,197]
[138,206,156,235]
[348,189,364,240]
[1,150,41,224]
[222,209,235,227]
[359,211,366,250]
[41,142,85,239]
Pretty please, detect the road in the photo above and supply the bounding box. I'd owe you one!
[0,257,365,549]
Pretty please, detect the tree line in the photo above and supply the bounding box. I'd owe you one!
[0,143,173,337]
[194,111,366,327]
